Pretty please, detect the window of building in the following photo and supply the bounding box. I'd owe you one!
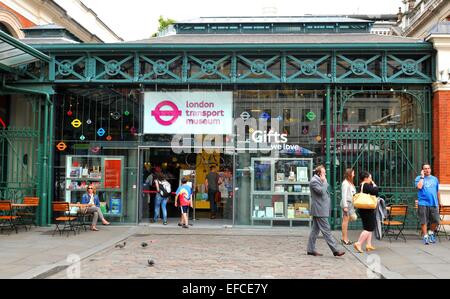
[381,108,390,118]
[342,108,348,122]
[358,109,366,122]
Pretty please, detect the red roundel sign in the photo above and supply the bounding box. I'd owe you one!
[151,100,181,126]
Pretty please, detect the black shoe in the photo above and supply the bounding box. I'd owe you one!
[178,223,182,227]
[307,252,323,256]
[333,251,345,257]
[163,221,168,225]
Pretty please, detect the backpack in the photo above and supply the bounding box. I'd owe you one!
[178,191,190,206]
[158,180,171,197]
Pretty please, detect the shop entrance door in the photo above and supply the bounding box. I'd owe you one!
[138,146,234,226]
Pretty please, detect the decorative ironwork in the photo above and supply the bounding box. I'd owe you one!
[332,88,432,230]
[300,59,318,76]
[153,59,169,75]
[105,60,121,76]
[336,54,381,81]
[237,55,280,81]
[93,55,133,80]
[58,60,74,76]
[350,59,368,75]
[387,55,431,82]
[250,59,267,75]
[187,55,231,81]
[139,55,181,81]
[401,59,418,76]
[201,60,218,75]
[54,57,86,80]
[15,48,433,84]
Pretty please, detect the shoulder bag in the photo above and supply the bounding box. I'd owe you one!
[352,182,377,210]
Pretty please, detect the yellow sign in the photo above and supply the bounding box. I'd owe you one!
[71,119,82,128]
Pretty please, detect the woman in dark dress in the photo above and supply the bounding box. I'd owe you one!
[354,171,378,253]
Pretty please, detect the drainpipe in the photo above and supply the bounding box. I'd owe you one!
[1,77,53,226]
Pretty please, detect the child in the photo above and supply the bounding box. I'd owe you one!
[175,178,193,228]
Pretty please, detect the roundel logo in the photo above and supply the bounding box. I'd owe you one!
[151,100,182,126]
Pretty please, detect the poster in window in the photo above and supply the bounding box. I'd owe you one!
[297,167,308,182]
[274,202,284,217]
[104,159,121,189]
[110,198,121,215]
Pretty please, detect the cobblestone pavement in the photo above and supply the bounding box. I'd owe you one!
[50,227,369,279]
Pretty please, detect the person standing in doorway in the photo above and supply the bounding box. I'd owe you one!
[307,165,345,257]
[154,173,171,225]
[341,168,356,245]
[205,165,221,219]
[415,163,442,245]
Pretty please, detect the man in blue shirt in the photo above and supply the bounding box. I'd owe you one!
[415,163,442,245]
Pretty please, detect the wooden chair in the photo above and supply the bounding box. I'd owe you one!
[383,204,408,242]
[16,197,39,229]
[0,200,19,234]
[436,205,450,241]
[52,202,77,237]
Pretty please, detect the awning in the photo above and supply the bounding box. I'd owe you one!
[0,30,50,74]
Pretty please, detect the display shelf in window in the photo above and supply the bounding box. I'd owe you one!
[65,155,125,220]
[250,157,313,227]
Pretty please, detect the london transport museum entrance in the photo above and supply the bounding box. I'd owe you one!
[0,16,435,229]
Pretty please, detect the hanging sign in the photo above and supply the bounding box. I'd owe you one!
[71,119,82,128]
[56,141,67,151]
[90,146,101,153]
[306,111,316,121]
[111,112,121,120]
[97,128,105,137]
[259,112,270,120]
[240,111,250,120]
[144,92,233,134]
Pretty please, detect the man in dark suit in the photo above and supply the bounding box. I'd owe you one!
[307,165,345,257]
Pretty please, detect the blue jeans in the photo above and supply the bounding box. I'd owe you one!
[154,193,168,222]
[208,190,217,214]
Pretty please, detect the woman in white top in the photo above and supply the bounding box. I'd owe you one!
[341,168,356,245]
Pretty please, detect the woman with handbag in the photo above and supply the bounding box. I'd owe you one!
[341,168,356,245]
[353,171,379,253]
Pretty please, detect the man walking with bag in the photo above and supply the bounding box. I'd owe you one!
[307,165,345,257]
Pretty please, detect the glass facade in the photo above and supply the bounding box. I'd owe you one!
[53,93,139,223]
[51,86,430,227]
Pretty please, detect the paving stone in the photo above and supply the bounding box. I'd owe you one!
[49,227,367,279]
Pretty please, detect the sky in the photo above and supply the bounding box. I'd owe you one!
[81,0,404,41]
